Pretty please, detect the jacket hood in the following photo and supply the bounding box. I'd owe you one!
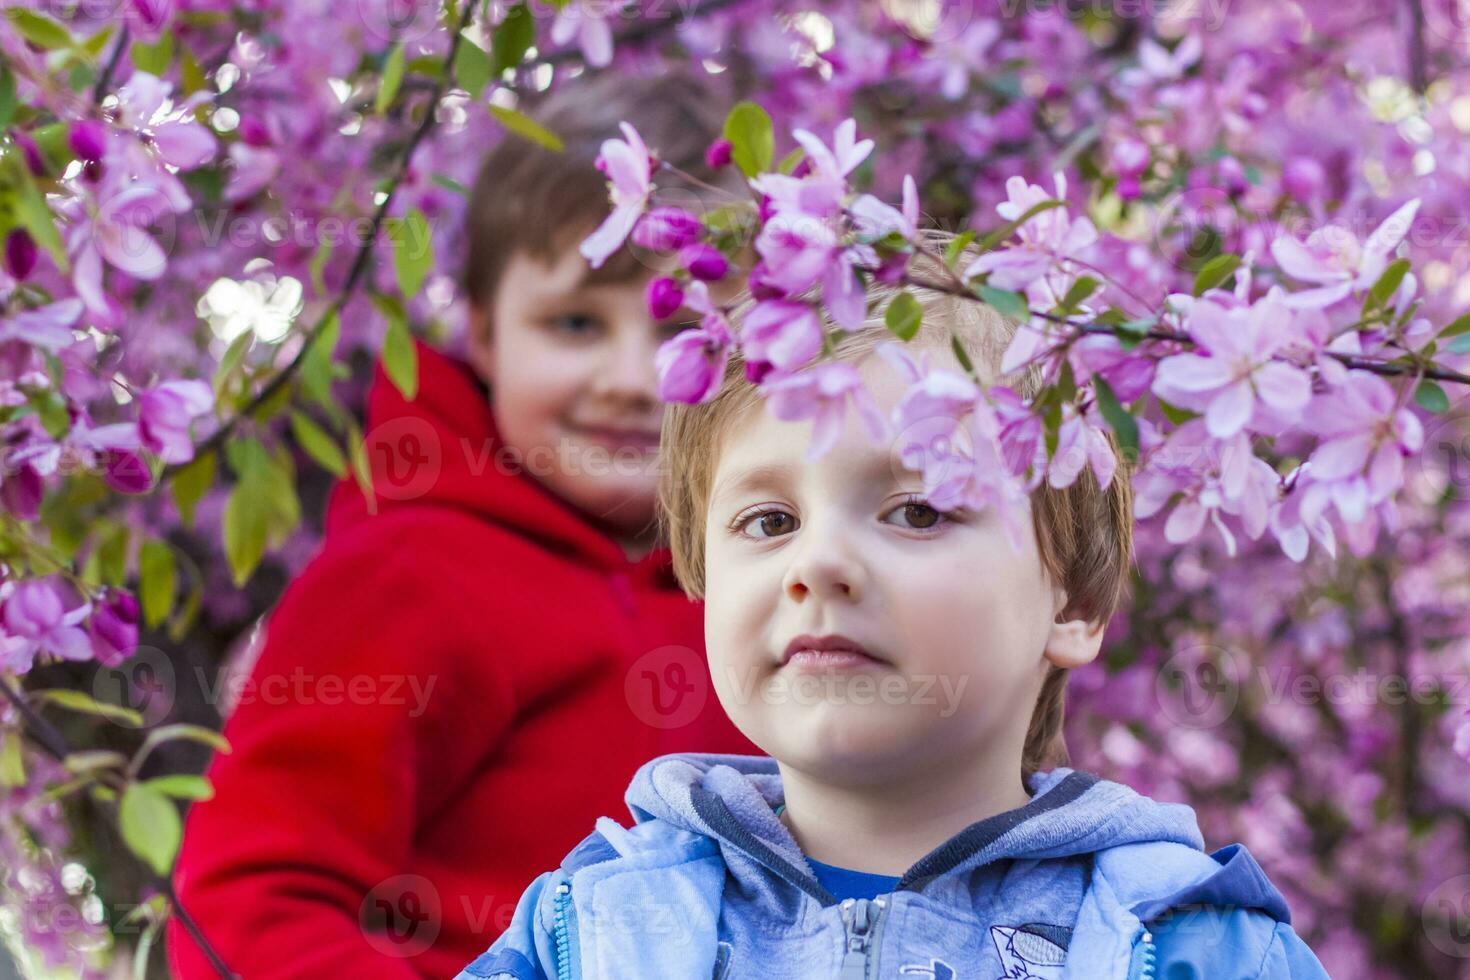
[324,339,673,580]
[596,752,1291,925]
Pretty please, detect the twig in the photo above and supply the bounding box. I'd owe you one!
[0,675,237,977]
[92,25,131,106]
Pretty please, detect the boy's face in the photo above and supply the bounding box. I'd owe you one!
[467,241,696,549]
[702,343,1104,788]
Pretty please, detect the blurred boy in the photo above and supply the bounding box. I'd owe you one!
[168,70,757,978]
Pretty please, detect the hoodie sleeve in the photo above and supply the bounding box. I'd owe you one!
[454,871,557,980]
[1255,921,1331,980]
[166,539,514,979]
[1150,907,1331,980]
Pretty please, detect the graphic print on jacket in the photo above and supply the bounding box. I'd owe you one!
[990,923,1071,979]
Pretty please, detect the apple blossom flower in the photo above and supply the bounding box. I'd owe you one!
[1270,198,1421,309]
[138,380,214,464]
[580,122,654,269]
[738,299,824,383]
[2,578,93,672]
[760,362,890,461]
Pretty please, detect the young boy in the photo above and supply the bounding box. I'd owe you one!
[453,244,1330,979]
[167,70,757,978]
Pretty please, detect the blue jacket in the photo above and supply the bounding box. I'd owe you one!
[455,753,1330,979]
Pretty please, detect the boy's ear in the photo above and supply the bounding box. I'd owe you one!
[465,302,494,381]
[1043,588,1105,670]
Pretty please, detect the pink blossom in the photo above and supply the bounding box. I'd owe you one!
[580,122,653,269]
[738,300,824,383]
[1153,294,1312,438]
[654,280,733,404]
[90,589,139,666]
[1270,199,1421,309]
[964,173,1098,292]
[1137,34,1202,81]
[69,181,172,315]
[0,298,83,351]
[1297,370,1424,523]
[1048,403,1118,490]
[760,362,890,461]
[2,579,93,672]
[223,142,281,202]
[114,71,216,170]
[850,174,919,240]
[550,0,630,68]
[138,380,214,464]
[910,20,1001,100]
[631,207,702,252]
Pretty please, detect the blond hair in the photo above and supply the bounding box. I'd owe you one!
[658,235,1135,783]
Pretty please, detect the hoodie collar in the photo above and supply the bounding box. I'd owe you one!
[325,339,675,580]
[622,753,1206,911]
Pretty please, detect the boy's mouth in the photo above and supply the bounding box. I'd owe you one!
[780,633,890,670]
[571,423,661,451]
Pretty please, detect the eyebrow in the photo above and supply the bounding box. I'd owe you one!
[710,454,917,508]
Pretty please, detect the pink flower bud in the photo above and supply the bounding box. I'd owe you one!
[705,138,733,169]
[4,229,37,280]
[632,207,703,252]
[69,119,108,163]
[680,243,728,282]
[91,589,139,666]
[646,276,685,320]
[1282,157,1325,202]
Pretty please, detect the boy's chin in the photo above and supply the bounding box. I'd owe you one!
[762,710,933,786]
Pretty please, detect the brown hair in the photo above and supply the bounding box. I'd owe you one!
[658,238,1135,784]
[459,67,740,317]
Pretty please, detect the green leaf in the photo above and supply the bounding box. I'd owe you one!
[347,420,377,516]
[134,724,230,767]
[776,146,806,175]
[138,539,177,628]
[1368,258,1411,311]
[382,310,419,401]
[131,33,174,75]
[1437,312,1470,339]
[488,104,564,151]
[222,440,273,585]
[1193,253,1241,296]
[143,774,214,801]
[0,65,16,131]
[171,450,215,529]
[308,238,334,297]
[1092,376,1140,461]
[212,329,254,403]
[431,173,470,198]
[1057,276,1100,313]
[376,42,405,114]
[34,689,143,728]
[119,784,181,876]
[387,207,433,300]
[489,3,534,75]
[7,9,74,50]
[975,285,1029,323]
[300,312,341,407]
[95,522,130,587]
[949,332,976,375]
[1,150,67,270]
[975,200,1065,253]
[723,101,775,178]
[0,734,25,787]
[884,291,923,341]
[1415,379,1449,413]
[454,32,492,100]
[290,410,347,477]
[944,230,977,268]
[1449,333,1470,354]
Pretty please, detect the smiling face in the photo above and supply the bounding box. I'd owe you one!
[702,342,1101,789]
[466,239,700,555]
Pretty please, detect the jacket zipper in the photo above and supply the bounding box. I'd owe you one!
[1127,924,1156,980]
[552,880,575,980]
[838,896,887,979]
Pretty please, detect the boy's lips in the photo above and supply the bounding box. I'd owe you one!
[780,633,890,670]
[571,423,661,450]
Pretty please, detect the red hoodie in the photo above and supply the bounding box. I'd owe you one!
[168,341,758,978]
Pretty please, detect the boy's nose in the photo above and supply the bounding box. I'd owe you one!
[590,328,661,405]
[782,521,867,603]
